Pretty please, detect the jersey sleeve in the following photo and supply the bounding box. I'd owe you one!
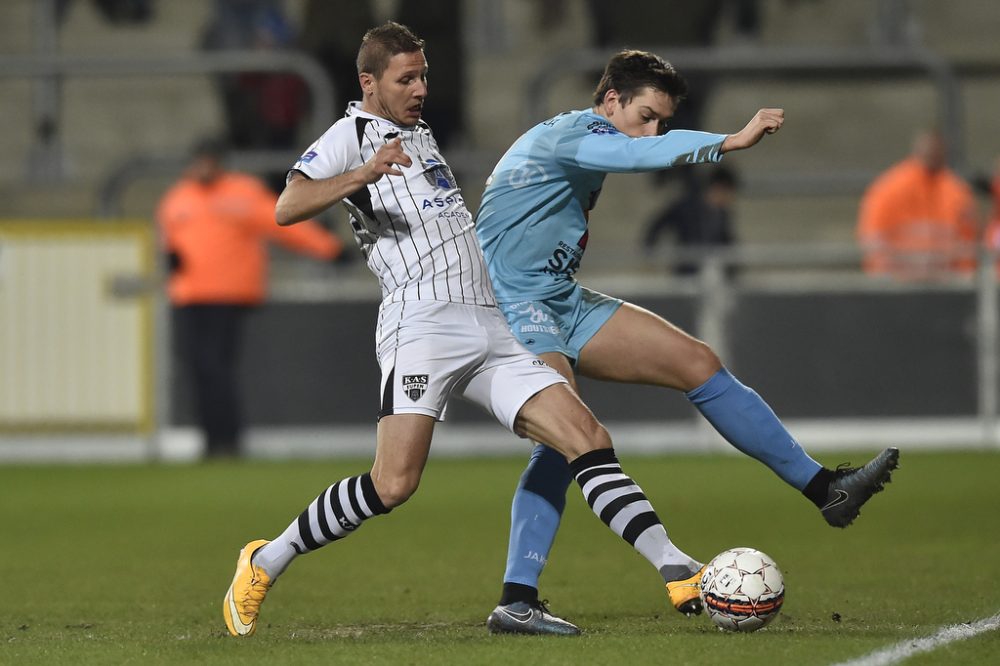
[288,122,357,182]
[560,125,727,173]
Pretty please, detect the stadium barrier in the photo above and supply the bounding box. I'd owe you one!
[172,241,996,461]
[0,220,157,458]
[0,234,995,462]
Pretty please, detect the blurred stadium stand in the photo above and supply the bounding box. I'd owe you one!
[1,0,999,460]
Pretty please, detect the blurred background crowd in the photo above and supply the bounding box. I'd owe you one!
[3,0,999,277]
[2,0,1000,459]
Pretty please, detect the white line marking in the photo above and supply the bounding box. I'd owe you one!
[830,612,1000,666]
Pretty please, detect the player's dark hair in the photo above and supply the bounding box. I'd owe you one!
[592,49,688,107]
[357,21,425,79]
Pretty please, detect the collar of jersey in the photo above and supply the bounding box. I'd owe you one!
[578,108,606,122]
[548,108,607,127]
[345,101,415,130]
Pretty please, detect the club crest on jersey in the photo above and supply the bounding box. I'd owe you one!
[586,120,618,135]
[402,374,429,401]
[508,160,546,189]
[421,158,457,190]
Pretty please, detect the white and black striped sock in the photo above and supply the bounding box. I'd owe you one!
[570,448,699,581]
[252,472,389,579]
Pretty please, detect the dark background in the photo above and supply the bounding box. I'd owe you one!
[171,291,977,426]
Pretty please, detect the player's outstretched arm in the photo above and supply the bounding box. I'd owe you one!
[720,108,784,154]
[276,138,411,226]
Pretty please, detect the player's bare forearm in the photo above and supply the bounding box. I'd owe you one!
[276,138,411,226]
[720,108,784,154]
[275,170,369,226]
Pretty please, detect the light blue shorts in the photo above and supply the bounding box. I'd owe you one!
[499,284,623,365]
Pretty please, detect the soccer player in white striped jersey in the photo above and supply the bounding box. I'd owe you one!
[223,22,711,638]
[476,49,899,635]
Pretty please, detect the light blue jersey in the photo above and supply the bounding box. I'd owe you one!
[476,108,727,302]
[485,109,830,599]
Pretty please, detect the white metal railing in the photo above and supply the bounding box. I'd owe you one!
[1,50,337,183]
[1,50,336,139]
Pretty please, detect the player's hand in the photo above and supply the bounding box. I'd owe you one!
[360,137,411,183]
[721,108,784,153]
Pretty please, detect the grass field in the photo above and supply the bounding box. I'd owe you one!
[2,449,998,664]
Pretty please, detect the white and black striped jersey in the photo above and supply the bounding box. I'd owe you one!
[289,102,496,307]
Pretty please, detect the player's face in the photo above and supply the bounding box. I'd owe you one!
[361,50,428,127]
[605,87,676,138]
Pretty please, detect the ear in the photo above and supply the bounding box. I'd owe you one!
[359,72,375,96]
[603,89,620,115]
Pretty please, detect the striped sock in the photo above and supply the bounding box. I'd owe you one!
[252,472,389,578]
[569,448,700,582]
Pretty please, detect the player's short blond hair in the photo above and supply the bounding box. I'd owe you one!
[357,21,425,80]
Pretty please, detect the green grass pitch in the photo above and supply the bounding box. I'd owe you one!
[2,449,998,664]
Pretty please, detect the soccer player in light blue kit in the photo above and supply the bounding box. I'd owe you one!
[477,50,900,635]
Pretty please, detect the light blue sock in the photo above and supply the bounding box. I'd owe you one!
[503,444,572,588]
[687,368,822,490]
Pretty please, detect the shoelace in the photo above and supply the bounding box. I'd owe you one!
[833,461,858,476]
[535,599,553,615]
[242,574,271,618]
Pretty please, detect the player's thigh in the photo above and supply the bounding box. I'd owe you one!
[371,413,436,508]
[577,302,720,390]
[538,351,579,392]
[458,308,568,433]
[513,383,611,460]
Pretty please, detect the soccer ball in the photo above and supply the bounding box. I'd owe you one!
[700,547,785,632]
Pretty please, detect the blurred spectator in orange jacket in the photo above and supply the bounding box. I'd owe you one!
[157,138,344,458]
[857,129,978,280]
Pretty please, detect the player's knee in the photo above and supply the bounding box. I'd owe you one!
[684,340,722,389]
[584,417,612,449]
[373,472,421,509]
[564,414,612,457]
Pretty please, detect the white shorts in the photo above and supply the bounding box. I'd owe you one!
[375,300,567,432]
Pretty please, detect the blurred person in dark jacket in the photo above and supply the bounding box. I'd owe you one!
[642,166,739,276]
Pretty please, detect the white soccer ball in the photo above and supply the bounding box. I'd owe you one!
[700,547,785,633]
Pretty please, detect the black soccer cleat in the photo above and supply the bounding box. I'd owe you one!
[486,600,581,636]
[821,447,900,528]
